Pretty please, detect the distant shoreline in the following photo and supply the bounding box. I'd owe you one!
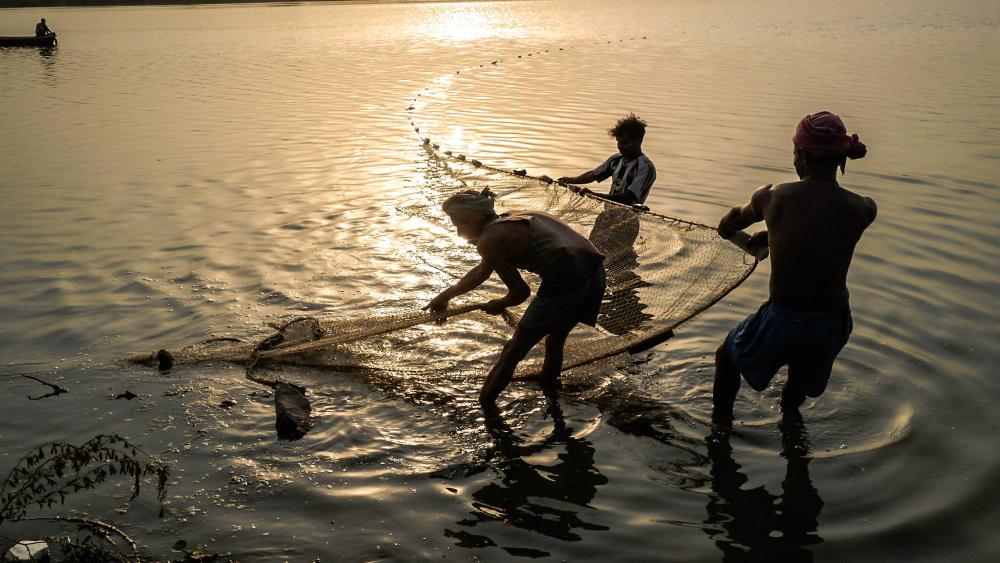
[0,0,449,8]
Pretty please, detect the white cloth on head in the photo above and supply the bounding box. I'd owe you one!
[442,192,496,215]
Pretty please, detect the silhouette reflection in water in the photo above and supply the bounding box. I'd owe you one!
[444,396,609,557]
[703,416,824,562]
[589,206,653,335]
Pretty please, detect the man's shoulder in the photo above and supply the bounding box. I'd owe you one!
[769,180,801,192]
[481,216,528,239]
[478,219,529,257]
[840,188,878,221]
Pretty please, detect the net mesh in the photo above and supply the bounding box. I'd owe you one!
[128,148,757,380]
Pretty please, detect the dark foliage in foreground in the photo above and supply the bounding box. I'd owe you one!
[0,434,169,526]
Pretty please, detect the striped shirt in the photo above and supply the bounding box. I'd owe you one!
[592,153,656,204]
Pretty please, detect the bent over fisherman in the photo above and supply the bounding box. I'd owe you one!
[424,189,606,407]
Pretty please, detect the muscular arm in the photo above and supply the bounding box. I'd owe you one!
[486,256,530,309]
[424,224,530,313]
[718,184,772,239]
[479,230,530,310]
[864,196,878,225]
[718,185,773,259]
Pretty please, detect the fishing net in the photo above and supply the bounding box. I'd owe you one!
[128,147,757,380]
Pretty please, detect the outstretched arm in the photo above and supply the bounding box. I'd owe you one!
[424,260,494,313]
[581,188,637,205]
[557,170,597,185]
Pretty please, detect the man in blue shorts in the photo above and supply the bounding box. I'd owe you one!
[713,111,877,424]
[424,189,606,407]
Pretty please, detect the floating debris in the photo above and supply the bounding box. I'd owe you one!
[274,382,312,440]
[5,540,48,561]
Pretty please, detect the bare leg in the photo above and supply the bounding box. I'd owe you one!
[479,328,546,407]
[780,376,807,417]
[539,330,571,390]
[713,343,741,425]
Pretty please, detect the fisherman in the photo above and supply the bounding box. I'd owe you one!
[35,18,54,37]
[424,188,606,406]
[713,111,877,424]
[558,114,656,333]
[557,113,656,206]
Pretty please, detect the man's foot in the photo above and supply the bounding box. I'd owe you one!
[778,414,810,458]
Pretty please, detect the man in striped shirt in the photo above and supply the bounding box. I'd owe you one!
[558,114,656,206]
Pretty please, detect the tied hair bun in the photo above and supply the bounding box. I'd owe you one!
[480,187,497,199]
[847,134,868,160]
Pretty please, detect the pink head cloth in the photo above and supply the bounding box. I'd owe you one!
[793,111,867,173]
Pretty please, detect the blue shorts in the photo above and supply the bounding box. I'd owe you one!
[724,301,853,397]
[519,262,607,335]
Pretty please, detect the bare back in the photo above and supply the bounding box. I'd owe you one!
[759,180,876,310]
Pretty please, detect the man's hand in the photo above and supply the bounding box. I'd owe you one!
[482,299,508,315]
[746,231,769,260]
[557,177,577,191]
[423,293,450,314]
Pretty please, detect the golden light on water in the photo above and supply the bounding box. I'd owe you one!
[423,7,499,42]
[413,4,522,43]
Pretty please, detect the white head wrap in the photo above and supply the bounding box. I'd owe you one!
[442,188,496,215]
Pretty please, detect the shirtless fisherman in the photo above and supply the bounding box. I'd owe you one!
[424,189,606,406]
[713,111,877,423]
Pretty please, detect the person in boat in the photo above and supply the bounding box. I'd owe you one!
[35,18,54,37]
[557,113,657,207]
[712,111,877,424]
[424,188,606,407]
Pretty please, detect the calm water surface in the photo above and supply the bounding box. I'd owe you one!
[1,0,998,560]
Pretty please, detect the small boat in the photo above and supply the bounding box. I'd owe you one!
[0,35,57,48]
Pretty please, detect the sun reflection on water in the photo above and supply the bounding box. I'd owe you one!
[416,4,523,43]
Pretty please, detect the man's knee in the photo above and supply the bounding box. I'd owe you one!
[501,329,543,360]
[715,343,735,371]
[545,330,570,348]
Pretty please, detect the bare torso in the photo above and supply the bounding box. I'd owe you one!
[479,212,604,291]
[761,180,876,310]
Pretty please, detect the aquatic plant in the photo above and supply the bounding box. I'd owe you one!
[0,434,174,560]
[0,434,169,526]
